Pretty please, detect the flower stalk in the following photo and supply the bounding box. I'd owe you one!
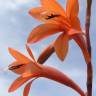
[85,0,93,96]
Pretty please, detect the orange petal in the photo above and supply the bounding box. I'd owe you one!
[68,29,84,36]
[22,71,33,78]
[37,42,55,64]
[70,17,81,31]
[23,78,37,96]
[45,16,71,32]
[24,62,42,76]
[22,71,40,78]
[27,23,62,44]
[40,0,66,17]
[29,7,66,24]
[8,76,31,92]
[66,0,79,18]
[8,48,31,63]
[54,34,69,61]
[8,74,39,92]
[42,66,85,96]
[22,68,41,78]
[26,45,36,61]
[73,35,91,64]
[23,80,32,96]
[29,7,49,21]
[8,61,26,75]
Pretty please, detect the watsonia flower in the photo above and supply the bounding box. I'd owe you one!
[27,0,90,64]
[8,45,85,96]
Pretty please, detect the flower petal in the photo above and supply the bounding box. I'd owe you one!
[29,7,66,24]
[8,74,39,92]
[26,45,36,61]
[46,16,71,32]
[68,29,84,36]
[8,61,26,75]
[23,80,32,96]
[43,66,85,96]
[8,47,42,77]
[37,42,55,64]
[8,48,31,63]
[8,76,30,92]
[23,78,37,96]
[70,17,81,31]
[24,62,42,76]
[73,35,91,64]
[29,7,49,21]
[40,0,66,17]
[54,34,69,61]
[27,23,62,44]
[66,0,79,18]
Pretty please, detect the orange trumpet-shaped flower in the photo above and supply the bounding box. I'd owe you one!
[27,0,90,64]
[8,45,85,96]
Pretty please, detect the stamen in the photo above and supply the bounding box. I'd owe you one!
[9,64,25,70]
[45,14,60,20]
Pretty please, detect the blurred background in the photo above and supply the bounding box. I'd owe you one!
[0,0,96,96]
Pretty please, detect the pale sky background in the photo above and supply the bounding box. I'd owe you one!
[0,0,96,96]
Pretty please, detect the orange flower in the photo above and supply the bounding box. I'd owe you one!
[27,0,90,64]
[8,45,85,96]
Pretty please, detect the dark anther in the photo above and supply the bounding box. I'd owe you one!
[9,64,24,70]
[45,14,60,20]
